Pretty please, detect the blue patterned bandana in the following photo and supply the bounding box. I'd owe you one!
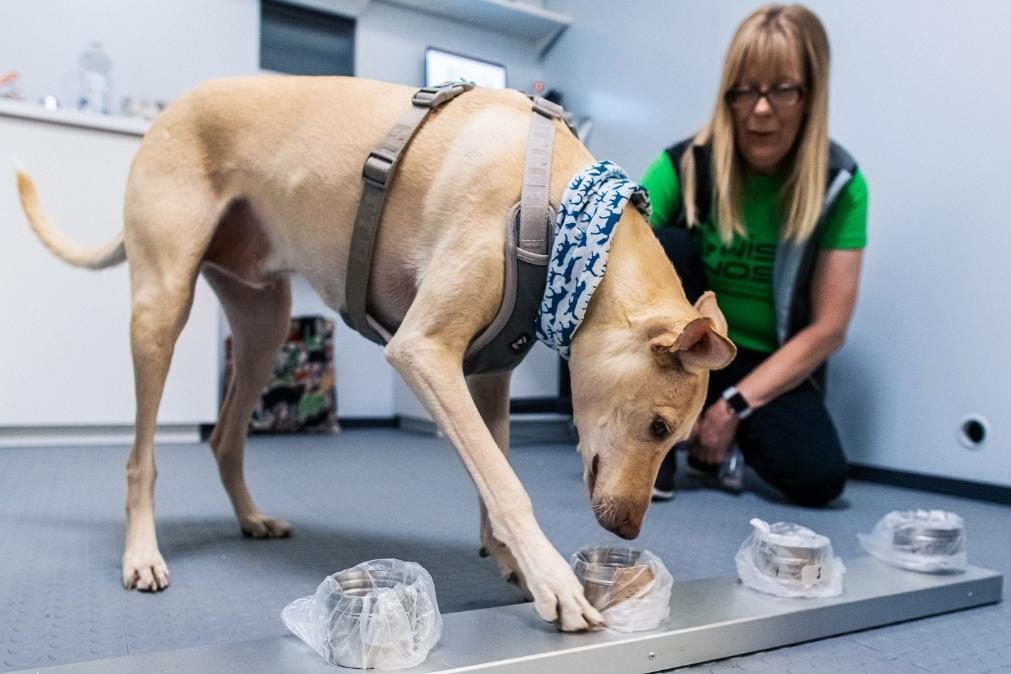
[536,160,651,358]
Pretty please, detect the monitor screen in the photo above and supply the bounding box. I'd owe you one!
[425,48,507,89]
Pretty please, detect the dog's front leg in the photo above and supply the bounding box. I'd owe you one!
[387,336,604,631]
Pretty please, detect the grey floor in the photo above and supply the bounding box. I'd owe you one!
[0,427,1008,673]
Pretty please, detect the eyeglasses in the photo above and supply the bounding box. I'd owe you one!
[724,84,806,111]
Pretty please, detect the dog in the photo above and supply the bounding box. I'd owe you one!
[17,76,735,631]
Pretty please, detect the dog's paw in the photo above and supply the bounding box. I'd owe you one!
[122,552,170,592]
[526,550,606,632]
[240,514,293,539]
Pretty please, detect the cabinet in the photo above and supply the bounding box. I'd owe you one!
[0,100,219,446]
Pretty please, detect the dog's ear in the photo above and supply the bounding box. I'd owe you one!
[694,291,729,336]
[674,317,736,371]
[683,292,736,370]
[648,293,736,371]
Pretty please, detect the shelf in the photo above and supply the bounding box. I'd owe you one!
[381,0,571,56]
[0,98,149,137]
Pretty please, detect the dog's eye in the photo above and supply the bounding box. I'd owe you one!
[649,417,671,440]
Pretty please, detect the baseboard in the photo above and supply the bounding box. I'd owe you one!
[395,414,574,443]
[338,417,400,429]
[199,417,403,440]
[0,424,202,448]
[849,463,1011,506]
[510,396,572,415]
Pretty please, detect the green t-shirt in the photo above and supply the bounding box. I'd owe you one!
[641,150,868,353]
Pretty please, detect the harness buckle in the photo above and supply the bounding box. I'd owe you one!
[531,96,564,120]
[413,81,476,109]
[362,150,395,188]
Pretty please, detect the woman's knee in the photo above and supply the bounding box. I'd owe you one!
[783,461,848,506]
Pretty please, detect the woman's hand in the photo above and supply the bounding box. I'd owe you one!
[690,399,739,466]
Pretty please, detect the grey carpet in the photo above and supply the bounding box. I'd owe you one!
[0,427,1007,672]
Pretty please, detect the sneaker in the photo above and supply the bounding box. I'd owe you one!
[651,485,675,501]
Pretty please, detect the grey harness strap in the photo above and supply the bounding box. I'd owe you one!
[340,81,475,343]
[462,96,562,374]
[341,86,564,374]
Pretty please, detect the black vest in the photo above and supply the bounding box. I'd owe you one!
[656,139,858,348]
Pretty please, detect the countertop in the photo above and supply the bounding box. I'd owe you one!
[0,98,150,136]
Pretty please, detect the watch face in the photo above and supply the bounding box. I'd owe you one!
[726,391,749,415]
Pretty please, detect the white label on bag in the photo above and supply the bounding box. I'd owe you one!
[801,564,823,586]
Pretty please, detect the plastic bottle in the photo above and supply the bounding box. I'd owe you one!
[78,41,112,113]
[718,446,745,492]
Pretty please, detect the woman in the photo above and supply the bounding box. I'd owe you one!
[644,4,867,506]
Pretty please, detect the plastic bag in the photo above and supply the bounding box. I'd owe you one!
[735,518,845,598]
[281,559,442,670]
[858,509,967,574]
[572,546,673,632]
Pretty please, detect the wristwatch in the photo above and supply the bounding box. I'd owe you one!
[722,386,753,420]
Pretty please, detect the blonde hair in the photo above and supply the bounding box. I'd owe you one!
[681,4,830,244]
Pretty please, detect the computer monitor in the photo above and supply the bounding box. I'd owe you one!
[424,47,507,89]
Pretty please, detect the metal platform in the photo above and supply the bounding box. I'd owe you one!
[15,557,1002,674]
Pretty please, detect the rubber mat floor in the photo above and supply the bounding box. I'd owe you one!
[0,428,1008,672]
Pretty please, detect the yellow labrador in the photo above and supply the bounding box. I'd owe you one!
[17,76,734,631]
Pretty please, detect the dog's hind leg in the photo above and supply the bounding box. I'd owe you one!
[203,266,293,538]
[121,187,220,591]
[467,372,526,592]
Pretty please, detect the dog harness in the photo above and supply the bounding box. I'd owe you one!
[536,161,651,359]
[339,82,566,375]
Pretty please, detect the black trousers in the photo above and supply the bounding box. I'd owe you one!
[655,347,848,506]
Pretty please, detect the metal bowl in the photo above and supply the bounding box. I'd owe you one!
[753,536,830,586]
[573,547,654,610]
[319,566,423,668]
[574,547,643,581]
[892,524,965,556]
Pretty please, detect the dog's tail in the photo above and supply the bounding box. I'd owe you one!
[15,168,126,270]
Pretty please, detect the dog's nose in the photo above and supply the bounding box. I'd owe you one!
[612,518,641,540]
[593,498,644,539]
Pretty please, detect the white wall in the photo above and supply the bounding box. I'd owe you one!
[0,0,257,443]
[9,1,1004,478]
[0,0,260,108]
[356,1,544,88]
[543,0,1011,487]
[0,111,219,443]
[290,0,558,417]
[1,0,554,422]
